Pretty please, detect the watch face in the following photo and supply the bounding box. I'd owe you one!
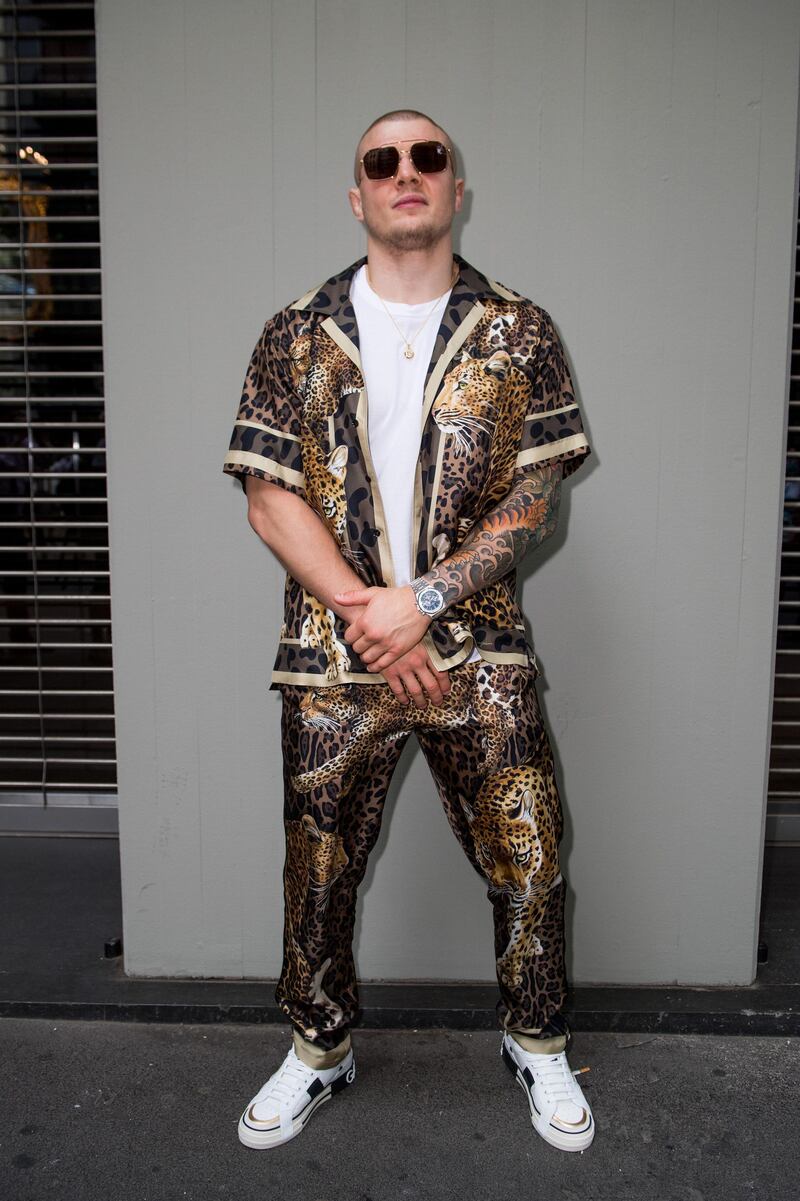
[418,587,444,615]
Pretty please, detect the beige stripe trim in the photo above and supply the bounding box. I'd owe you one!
[425,440,446,567]
[416,635,530,672]
[290,282,324,310]
[419,630,497,672]
[270,645,530,685]
[412,301,486,572]
[355,387,395,587]
[271,669,387,687]
[476,648,530,667]
[486,278,523,303]
[411,461,424,576]
[321,315,362,371]
[419,629,455,672]
[234,418,301,443]
[523,400,579,421]
[421,301,485,428]
[515,432,589,468]
[224,449,305,488]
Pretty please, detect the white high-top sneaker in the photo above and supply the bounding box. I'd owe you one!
[501,1033,595,1152]
[238,1043,355,1149]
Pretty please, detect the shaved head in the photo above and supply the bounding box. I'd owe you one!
[353,109,457,183]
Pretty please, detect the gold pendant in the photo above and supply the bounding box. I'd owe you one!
[403,345,415,359]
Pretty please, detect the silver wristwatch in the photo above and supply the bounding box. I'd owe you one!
[411,579,446,617]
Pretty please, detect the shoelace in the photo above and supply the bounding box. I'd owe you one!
[529,1053,585,1105]
[263,1052,315,1107]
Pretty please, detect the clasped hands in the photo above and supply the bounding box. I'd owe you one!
[333,583,450,708]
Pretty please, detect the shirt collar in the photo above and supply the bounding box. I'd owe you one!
[291,253,520,317]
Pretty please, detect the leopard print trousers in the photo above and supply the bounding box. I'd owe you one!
[275,657,568,1052]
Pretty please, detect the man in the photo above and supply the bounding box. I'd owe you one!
[224,109,593,1154]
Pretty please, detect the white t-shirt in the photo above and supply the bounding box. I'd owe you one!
[350,264,481,665]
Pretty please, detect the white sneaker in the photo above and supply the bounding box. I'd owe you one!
[501,1032,595,1152]
[238,1043,355,1149]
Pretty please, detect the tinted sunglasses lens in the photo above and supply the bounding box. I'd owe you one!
[362,146,400,179]
[410,141,449,173]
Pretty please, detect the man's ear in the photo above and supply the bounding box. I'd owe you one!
[453,176,465,213]
[348,186,364,223]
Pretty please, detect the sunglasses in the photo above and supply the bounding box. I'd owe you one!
[359,139,452,181]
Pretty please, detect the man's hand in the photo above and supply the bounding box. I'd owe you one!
[379,643,451,708]
[334,584,431,673]
[332,586,450,705]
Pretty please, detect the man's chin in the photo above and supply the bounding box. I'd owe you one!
[390,230,440,251]
[366,216,452,253]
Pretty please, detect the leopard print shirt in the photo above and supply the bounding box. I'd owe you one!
[223,255,590,688]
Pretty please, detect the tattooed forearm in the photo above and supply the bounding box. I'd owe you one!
[411,462,563,611]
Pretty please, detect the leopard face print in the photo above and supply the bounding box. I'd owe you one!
[462,757,562,988]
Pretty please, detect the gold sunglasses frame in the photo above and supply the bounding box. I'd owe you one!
[358,138,454,182]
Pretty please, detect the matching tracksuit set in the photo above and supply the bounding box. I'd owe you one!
[223,255,591,1062]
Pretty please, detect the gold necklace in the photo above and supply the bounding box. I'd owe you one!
[365,261,457,360]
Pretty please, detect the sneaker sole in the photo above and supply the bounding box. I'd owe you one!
[238,1058,356,1150]
[501,1039,594,1153]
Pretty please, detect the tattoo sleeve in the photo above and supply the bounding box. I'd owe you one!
[411,461,563,611]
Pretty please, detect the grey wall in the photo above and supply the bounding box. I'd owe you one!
[97,0,799,984]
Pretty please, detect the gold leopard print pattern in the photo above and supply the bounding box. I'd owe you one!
[275,658,567,1051]
[280,812,350,1037]
[289,325,356,680]
[426,349,533,640]
[432,347,531,515]
[462,758,562,989]
[288,662,523,795]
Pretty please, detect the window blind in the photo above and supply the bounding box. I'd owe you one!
[0,1,115,819]
[767,159,800,841]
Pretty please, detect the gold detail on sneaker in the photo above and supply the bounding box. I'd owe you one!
[555,1109,589,1127]
[246,1104,273,1126]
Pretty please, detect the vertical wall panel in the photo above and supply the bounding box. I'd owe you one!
[184,2,277,976]
[315,0,408,267]
[543,0,792,982]
[271,0,320,300]
[99,0,282,975]
[98,0,799,984]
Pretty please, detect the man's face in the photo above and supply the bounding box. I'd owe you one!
[348,118,464,253]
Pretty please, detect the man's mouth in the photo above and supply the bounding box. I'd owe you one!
[393,196,427,209]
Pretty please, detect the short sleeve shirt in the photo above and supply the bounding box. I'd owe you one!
[223,254,591,688]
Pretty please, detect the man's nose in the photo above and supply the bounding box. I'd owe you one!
[395,149,420,184]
